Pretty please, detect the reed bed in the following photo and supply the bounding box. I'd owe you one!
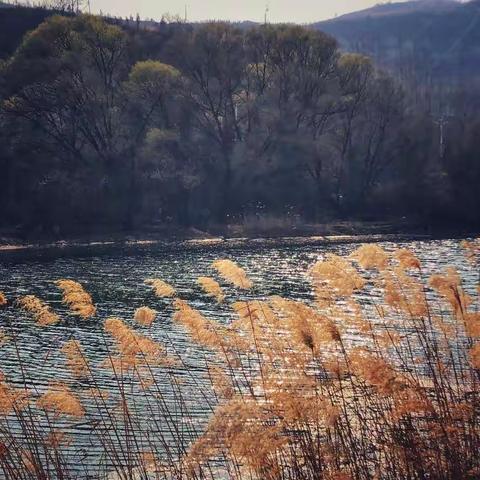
[0,242,479,479]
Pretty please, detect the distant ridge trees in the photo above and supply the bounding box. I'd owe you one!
[48,0,86,13]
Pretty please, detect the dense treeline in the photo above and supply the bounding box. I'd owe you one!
[0,12,479,236]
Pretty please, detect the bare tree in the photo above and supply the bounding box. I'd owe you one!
[48,0,86,13]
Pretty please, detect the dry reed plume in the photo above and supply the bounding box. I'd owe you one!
[0,374,29,416]
[104,317,175,370]
[173,299,233,349]
[212,259,253,289]
[461,238,480,264]
[37,383,84,418]
[197,277,225,302]
[55,279,96,318]
[134,306,157,327]
[61,340,89,378]
[309,253,365,303]
[394,248,421,269]
[350,243,389,269]
[0,240,479,479]
[0,292,7,306]
[0,329,9,347]
[17,295,60,326]
[145,278,176,297]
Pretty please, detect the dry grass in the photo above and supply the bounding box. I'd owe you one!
[145,278,176,297]
[197,277,225,303]
[61,339,89,378]
[55,279,97,318]
[212,259,253,289]
[37,383,85,418]
[17,295,60,326]
[134,306,157,327]
[0,240,479,479]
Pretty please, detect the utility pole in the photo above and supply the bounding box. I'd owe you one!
[264,3,269,24]
[184,4,188,23]
[434,114,452,159]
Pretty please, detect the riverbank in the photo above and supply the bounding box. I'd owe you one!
[0,220,477,257]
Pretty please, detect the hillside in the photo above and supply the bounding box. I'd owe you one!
[330,0,458,21]
[316,0,480,82]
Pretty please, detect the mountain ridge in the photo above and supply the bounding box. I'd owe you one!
[314,0,480,83]
[323,0,460,22]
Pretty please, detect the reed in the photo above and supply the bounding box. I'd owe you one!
[17,295,60,326]
[0,240,479,479]
[212,260,253,289]
[145,278,176,297]
[55,279,97,318]
[134,306,158,327]
[197,277,225,303]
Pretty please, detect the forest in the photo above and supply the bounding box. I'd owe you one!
[0,4,479,238]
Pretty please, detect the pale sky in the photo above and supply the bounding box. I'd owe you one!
[78,0,407,24]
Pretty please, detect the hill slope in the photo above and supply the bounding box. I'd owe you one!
[316,0,480,82]
[331,0,458,21]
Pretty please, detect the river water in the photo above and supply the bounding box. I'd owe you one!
[0,237,477,476]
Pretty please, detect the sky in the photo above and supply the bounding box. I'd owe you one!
[79,0,408,24]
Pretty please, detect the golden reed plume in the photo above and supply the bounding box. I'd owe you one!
[173,299,223,348]
[461,238,480,264]
[55,280,96,318]
[197,277,225,303]
[145,279,176,297]
[0,292,7,306]
[350,243,389,269]
[17,295,60,326]
[134,306,157,327]
[309,254,365,298]
[470,344,480,369]
[61,339,89,378]
[212,259,253,289]
[0,372,30,416]
[104,317,174,370]
[37,383,84,418]
[0,329,9,347]
[394,248,421,270]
